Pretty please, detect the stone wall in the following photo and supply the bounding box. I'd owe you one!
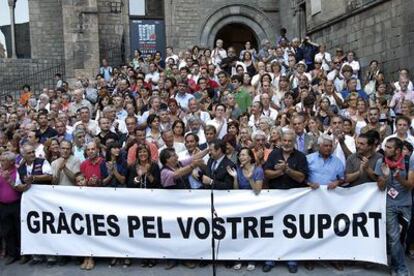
[0,58,65,99]
[61,0,100,83]
[29,0,64,60]
[97,0,129,66]
[165,0,280,52]
[304,0,414,81]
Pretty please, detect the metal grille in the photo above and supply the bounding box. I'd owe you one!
[0,59,65,100]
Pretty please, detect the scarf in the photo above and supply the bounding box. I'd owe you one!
[384,154,405,170]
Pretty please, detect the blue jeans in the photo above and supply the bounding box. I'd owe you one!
[265,260,297,268]
[386,205,411,275]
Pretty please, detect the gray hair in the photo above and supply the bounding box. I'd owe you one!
[102,105,115,113]
[1,151,16,162]
[317,134,334,145]
[252,130,267,141]
[281,128,296,139]
[187,115,201,125]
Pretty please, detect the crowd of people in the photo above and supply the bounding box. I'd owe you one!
[0,28,414,275]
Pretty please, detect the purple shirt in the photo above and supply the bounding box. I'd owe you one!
[161,158,192,188]
[0,168,20,204]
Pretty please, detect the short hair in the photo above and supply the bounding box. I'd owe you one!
[342,65,353,73]
[147,114,160,127]
[209,139,226,154]
[230,75,243,83]
[0,151,16,162]
[204,125,217,134]
[396,115,411,126]
[317,134,334,145]
[159,148,175,166]
[184,132,199,143]
[358,131,378,146]
[281,128,296,140]
[386,137,403,151]
[403,141,414,153]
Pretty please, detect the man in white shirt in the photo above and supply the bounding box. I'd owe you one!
[314,44,331,72]
[327,116,356,166]
[144,62,160,90]
[382,116,414,149]
[165,46,179,64]
[211,39,227,67]
[51,141,81,186]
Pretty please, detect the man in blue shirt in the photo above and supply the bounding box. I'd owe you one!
[306,134,345,189]
[341,78,368,101]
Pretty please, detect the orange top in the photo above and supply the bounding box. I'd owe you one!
[19,91,32,106]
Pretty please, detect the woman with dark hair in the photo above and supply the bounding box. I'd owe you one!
[146,114,163,148]
[153,51,165,70]
[125,144,161,265]
[191,45,201,60]
[223,134,238,164]
[239,41,257,61]
[127,144,161,189]
[96,95,112,120]
[242,51,256,77]
[226,147,263,271]
[104,142,127,188]
[172,119,185,143]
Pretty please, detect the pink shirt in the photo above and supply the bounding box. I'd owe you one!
[0,168,21,204]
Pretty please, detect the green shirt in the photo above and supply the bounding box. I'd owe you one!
[234,88,252,113]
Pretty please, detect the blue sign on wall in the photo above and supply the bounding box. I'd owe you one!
[130,19,166,58]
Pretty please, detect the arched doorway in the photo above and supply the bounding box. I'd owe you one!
[215,23,258,56]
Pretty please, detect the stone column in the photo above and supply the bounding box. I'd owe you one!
[8,0,17,58]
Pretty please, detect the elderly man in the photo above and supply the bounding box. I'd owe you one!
[292,115,316,155]
[251,130,272,166]
[0,151,21,265]
[52,141,81,186]
[73,106,99,142]
[263,129,308,273]
[68,89,93,115]
[306,134,345,190]
[15,144,53,266]
[80,142,108,186]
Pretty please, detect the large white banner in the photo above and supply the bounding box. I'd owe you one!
[21,183,387,264]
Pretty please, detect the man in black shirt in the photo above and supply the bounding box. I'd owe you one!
[264,129,308,190]
[262,129,308,273]
[36,110,58,143]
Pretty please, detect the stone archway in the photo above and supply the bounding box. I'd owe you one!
[215,23,258,54]
[199,4,276,50]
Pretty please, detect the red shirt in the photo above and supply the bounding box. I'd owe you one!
[80,157,105,181]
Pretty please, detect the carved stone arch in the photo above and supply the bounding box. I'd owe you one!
[199,4,276,48]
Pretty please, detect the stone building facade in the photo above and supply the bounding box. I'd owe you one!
[1,0,413,97]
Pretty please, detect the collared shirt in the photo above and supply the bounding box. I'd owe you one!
[306,152,345,185]
[175,92,195,112]
[296,133,305,153]
[80,157,107,181]
[211,155,225,173]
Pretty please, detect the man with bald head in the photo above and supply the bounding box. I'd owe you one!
[80,142,108,186]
